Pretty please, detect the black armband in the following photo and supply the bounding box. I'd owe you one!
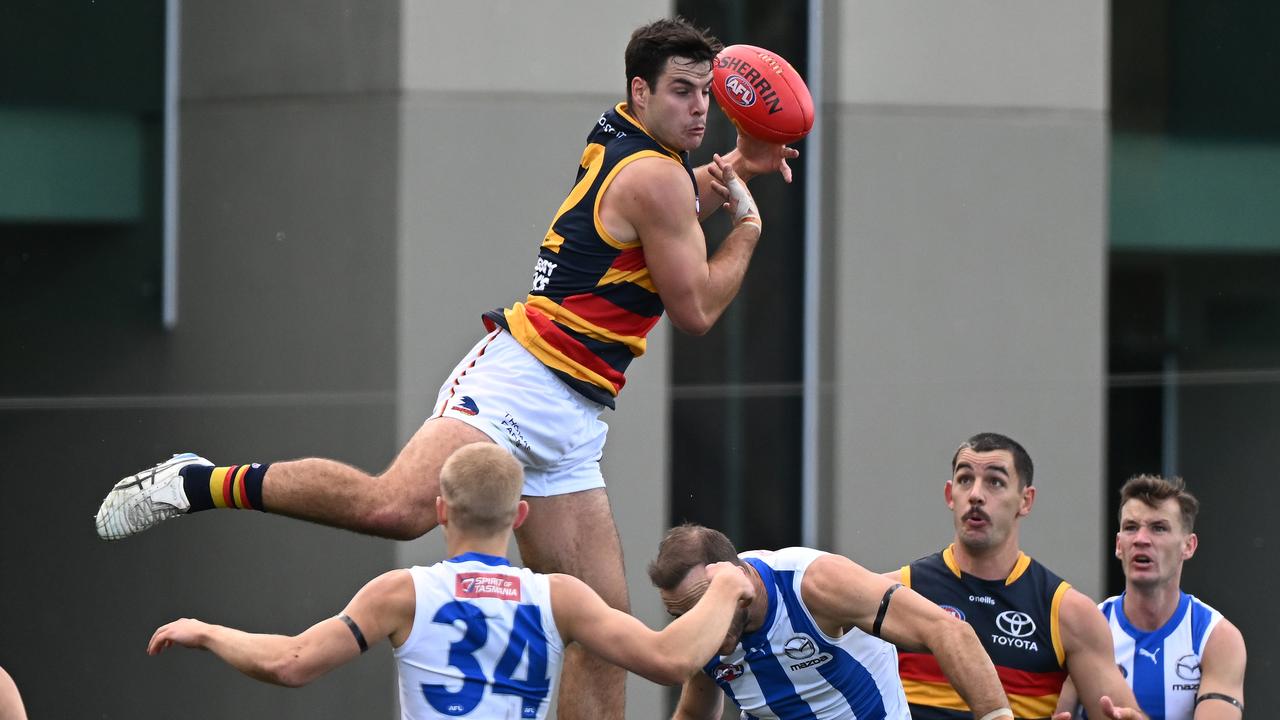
[339,613,369,653]
[872,583,903,638]
[1195,692,1243,712]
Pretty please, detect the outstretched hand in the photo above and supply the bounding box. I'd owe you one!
[148,618,209,655]
[735,132,800,183]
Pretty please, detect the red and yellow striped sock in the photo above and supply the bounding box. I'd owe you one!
[181,463,269,512]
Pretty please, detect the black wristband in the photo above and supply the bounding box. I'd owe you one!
[339,613,369,653]
[1195,692,1243,711]
[872,583,902,638]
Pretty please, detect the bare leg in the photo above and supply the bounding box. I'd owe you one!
[516,489,628,720]
[261,417,492,540]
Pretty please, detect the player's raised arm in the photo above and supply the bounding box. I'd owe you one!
[606,154,762,336]
[804,554,1012,719]
[147,569,415,687]
[550,561,753,686]
[1057,588,1147,720]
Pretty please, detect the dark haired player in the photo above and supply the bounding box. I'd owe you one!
[892,433,1146,720]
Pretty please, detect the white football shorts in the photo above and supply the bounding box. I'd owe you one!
[429,328,609,496]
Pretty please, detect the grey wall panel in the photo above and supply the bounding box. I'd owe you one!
[839,0,1107,110]
[183,0,400,99]
[175,97,400,394]
[0,405,397,719]
[401,0,665,94]
[830,107,1108,597]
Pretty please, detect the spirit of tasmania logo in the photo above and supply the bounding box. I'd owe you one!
[456,572,521,601]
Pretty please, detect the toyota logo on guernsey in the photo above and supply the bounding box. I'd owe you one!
[991,610,1040,652]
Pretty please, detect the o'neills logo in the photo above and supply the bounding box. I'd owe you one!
[456,572,521,601]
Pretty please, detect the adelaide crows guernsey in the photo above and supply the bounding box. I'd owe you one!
[1099,592,1223,720]
[484,103,698,408]
[704,547,909,719]
[898,546,1069,720]
[395,553,564,720]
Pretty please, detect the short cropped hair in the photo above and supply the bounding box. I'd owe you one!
[439,443,524,534]
[952,432,1035,488]
[647,523,743,591]
[1119,474,1200,533]
[625,17,722,104]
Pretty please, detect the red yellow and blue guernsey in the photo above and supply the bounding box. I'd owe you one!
[898,545,1071,720]
[483,103,697,408]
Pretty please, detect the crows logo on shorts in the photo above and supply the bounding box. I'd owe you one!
[451,396,480,416]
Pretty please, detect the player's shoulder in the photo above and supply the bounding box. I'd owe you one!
[746,546,826,570]
[1097,593,1123,616]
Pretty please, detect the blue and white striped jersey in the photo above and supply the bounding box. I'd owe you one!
[395,553,565,720]
[704,547,909,719]
[1100,592,1223,720]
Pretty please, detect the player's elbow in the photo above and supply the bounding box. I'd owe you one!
[645,660,697,686]
[263,654,318,688]
[925,614,981,656]
[667,310,715,336]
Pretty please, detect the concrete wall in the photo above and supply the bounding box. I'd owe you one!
[1,3,403,718]
[824,0,1110,598]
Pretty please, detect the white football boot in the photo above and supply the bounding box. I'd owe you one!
[95,453,211,540]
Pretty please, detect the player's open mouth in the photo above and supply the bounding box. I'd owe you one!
[963,511,989,528]
[1131,553,1153,568]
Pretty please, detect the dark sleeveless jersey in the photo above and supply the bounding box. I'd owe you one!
[484,103,697,408]
[898,545,1071,720]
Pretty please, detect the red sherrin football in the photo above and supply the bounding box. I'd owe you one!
[711,44,814,145]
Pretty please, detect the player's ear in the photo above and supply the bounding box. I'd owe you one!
[944,479,955,509]
[512,500,530,530]
[1183,532,1198,560]
[1018,484,1036,516]
[435,496,448,526]
[630,76,650,107]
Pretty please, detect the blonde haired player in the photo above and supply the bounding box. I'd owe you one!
[148,444,754,719]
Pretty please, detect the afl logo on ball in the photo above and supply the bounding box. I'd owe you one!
[723,74,756,107]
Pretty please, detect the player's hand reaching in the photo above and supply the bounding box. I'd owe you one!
[705,561,755,607]
[1053,696,1144,720]
[148,618,210,654]
[734,132,800,183]
[708,154,761,231]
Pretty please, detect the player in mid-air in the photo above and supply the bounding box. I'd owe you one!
[148,444,756,719]
[98,17,797,719]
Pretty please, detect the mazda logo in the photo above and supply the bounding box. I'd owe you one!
[1176,654,1201,681]
[783,635,816,660]
[996,611,1036,638]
